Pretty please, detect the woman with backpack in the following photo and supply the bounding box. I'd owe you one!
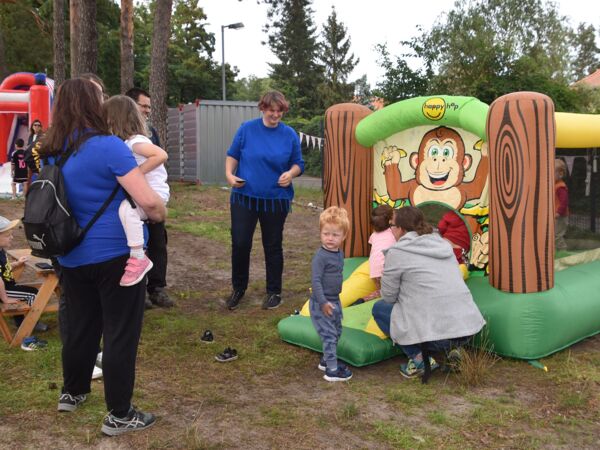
[37,78,166,436]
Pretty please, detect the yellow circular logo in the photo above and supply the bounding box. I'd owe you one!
[422,97,446,121]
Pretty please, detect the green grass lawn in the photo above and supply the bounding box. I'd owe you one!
[0,184,599,449]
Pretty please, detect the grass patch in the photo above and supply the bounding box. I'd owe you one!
[372,421,430,448]
[169,221,230,243]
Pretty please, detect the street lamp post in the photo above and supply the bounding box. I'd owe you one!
[221,22,244,101]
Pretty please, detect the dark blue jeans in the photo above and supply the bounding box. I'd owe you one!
[230,198,288,294]
[372,300,460,360]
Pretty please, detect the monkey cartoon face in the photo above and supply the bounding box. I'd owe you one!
[411,127,472,191]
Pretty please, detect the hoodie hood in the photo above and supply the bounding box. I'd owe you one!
[385,231,454,260]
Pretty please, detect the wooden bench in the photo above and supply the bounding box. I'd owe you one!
[0,249,60,347]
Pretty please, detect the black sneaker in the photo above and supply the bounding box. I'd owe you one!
[226,290,245,310]
[149,288,175,308]
[201,330,214,343]
[215,347,238,362]
[324,364,353,382]
[101,406,156,436]
[57,392,87,412]
[262,293,282,310]
[144,297,154,310]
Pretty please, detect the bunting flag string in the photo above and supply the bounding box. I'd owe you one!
[298,131,323,151]
[562,155,576,176]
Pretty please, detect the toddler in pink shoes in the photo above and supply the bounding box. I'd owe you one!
[103,96,169,287]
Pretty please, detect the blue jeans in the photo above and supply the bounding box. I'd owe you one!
[372,300,461,360]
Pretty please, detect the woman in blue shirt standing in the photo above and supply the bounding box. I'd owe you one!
[224,91,304,310]
[39,79,166,436]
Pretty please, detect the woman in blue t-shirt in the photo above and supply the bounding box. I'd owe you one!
[224,91,304,310]
[38,79,166,436]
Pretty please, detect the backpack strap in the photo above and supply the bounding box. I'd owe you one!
[54,146,123,236]
[81,184,122,234]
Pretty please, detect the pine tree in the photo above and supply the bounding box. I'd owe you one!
[264,0,324,118]
[319,6,358,107]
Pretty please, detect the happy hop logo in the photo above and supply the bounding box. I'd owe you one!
[422,97,446,121]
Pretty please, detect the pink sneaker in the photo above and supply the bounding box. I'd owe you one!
[120,256,154,287]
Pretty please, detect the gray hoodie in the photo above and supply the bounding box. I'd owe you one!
[381,231,485,346]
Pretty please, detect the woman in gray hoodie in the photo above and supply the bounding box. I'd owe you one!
[372,206,486,378]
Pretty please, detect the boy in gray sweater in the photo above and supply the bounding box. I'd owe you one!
[309,207,352,382]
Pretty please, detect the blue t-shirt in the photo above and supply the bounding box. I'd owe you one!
[58,135,138,268]
[227,118,304,201]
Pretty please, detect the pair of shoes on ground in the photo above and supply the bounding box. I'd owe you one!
[226,290,282,310]
[215,347,238,362]
[58,394,154,436]
[318,356,353,382]
[400,357,440,379]
[20,336,47,351]
[120,256,153,287]
[92,352,103,380]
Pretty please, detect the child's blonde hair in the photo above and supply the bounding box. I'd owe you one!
[319,206,350,235]
[103,95,149,140]
[555,158,567,180]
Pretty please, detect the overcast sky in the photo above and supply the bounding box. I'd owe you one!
[201,0,600,86]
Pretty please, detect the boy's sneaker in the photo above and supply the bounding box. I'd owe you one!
[57,392,87,412]
[318,356,327,371]
[226,290,245,310]
[20,336,47,351]
[318,357,345,372]
[324,364,353,382]
[101,406,156,436]
[262,293,282,310]
[399,357,439,379]
[215,347,238,362]
[119,257,153,287]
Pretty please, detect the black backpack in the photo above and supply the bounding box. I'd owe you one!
[22,147,120,258]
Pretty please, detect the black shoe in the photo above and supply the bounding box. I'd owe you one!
[144,297,154,310]
[149,288,175,308]
[101,406,156,436]
[201,330,214,343]
[262,293,282,310]
[57,392,87,412]
[226,290,245,310]
[215,347,238,362]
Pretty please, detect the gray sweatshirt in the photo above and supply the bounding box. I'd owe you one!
[310,247,344,305]
[381,231,485,346]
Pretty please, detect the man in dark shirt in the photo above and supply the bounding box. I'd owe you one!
[125,87,173,309]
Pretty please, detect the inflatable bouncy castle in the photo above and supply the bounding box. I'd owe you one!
[0,72,52,164]
[278,93,600,366]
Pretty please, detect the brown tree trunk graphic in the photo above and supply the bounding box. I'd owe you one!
[487,92,555,293]
[324,103,373,257]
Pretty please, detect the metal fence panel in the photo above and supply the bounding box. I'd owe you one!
[166,100,259,184]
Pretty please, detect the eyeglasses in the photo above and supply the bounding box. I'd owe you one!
[32,124,42,127]
[137,103,151,111]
